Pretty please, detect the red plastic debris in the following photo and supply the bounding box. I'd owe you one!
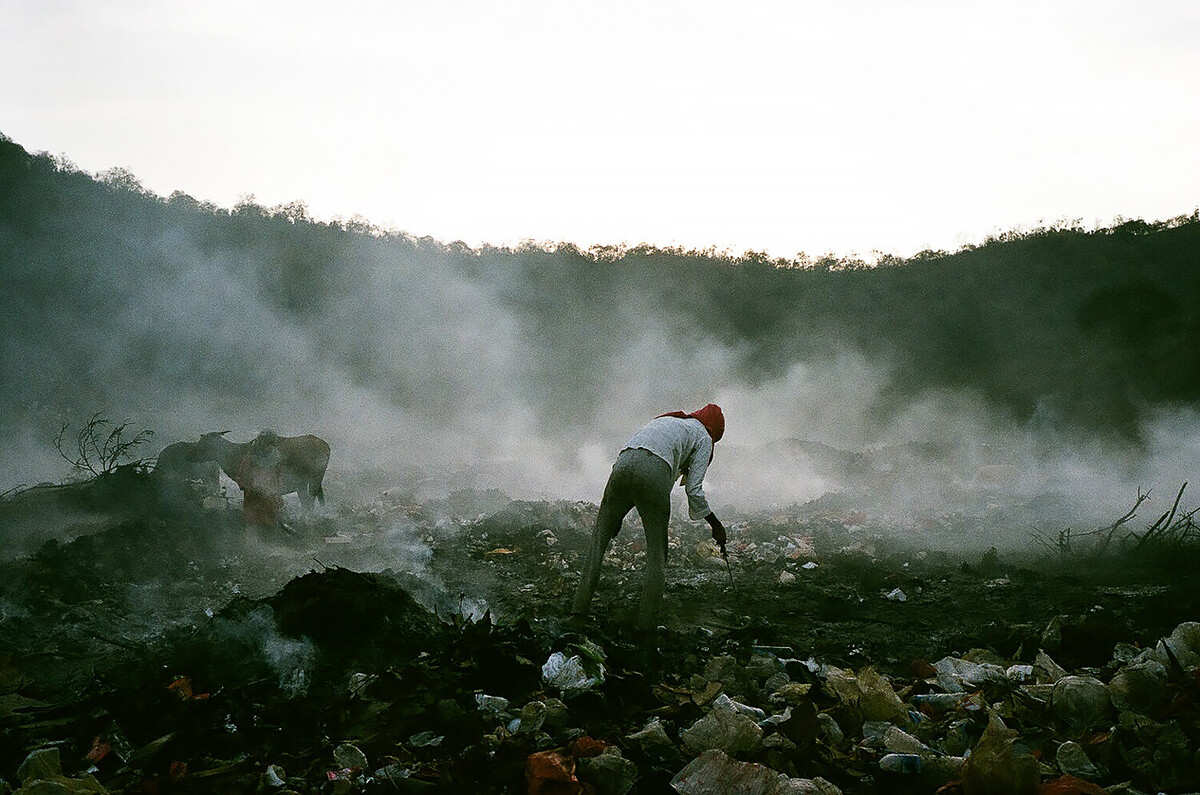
[567,736,606,759]
[167,675,209,700]
[1036,775,1109,795]
[909,659,938,679]
[525,750,582,795]
[85,736,112,763]
[168,676,192,699]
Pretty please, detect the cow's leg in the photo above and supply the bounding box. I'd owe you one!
[297,483,315,513]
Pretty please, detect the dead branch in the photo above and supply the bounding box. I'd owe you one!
[1096,488,1151,554]
[1137,482,1188,549]
[53,413,155,477]
[0,483,29,500]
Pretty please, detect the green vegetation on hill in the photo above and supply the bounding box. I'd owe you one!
[2,133,1198,449]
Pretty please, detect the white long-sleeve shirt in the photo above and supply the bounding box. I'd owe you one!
[622,416,714,520]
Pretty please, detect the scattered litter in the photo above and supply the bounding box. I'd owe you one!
[408,730,444,748]
[879,752,922,773]
[1051,675,1114,734]
[671,749,842,795]
[5,475,1200,795]
[526,750,580,795]
[475,693,510,713]
[932,655,1007,693]
[262,764,287,788]
[1055,740,1102,779]
[542,649,605,694]
[680,702,763,755]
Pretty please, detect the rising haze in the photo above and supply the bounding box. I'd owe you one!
[3,136,1199,542]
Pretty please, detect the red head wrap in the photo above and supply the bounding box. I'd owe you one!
[656,403,725,443]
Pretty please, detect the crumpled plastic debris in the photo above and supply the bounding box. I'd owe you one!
[1034,650,1069,683]
[332,742,368,773]
[823,665,909,724]
[910,692,975,716]
[475,693,510,713]
[1005,663,1034,682]
[408,730,444,747]
[680,701,764,755]
[509,700,548,735]
[712,692,767,721]
[1150,620,1200,670]
[16,747,105,794]
[931,655,1007,693]
[626,717,678,763]
[817,713,843,745]
[1055,740,1102,780]
[577,746,638,795]
[542,642,607,695]
[262,764,287,788]
[879,753,922,773]
[373,764,415,785]
[960,713,1039,795]
[670,749,843,795]
[1107,656,1167,714]
[882,725,929,754]
[1050,675,1113,735]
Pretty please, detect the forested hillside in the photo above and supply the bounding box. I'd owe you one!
[3,133,1198,497]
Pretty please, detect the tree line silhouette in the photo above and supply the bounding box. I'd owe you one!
[2,133,1198,452]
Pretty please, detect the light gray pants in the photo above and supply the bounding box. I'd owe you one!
[571,447,674,629]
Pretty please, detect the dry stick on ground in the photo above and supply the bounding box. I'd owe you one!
[1135,482,1188,549]
[1166,506,1200,547]
[1097,488,1153,554]
[1029,488,1152,556]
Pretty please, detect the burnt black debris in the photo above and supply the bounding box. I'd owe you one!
[2,482,1200,793]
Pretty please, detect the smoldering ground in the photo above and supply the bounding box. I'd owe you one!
[3,135,1200,553]
[10,136,1200,794]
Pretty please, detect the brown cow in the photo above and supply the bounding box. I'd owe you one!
[196,430,330,517]
[153,439,222,495]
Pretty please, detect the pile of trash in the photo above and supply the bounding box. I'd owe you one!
[4,557,1200,793]
[4,482,1200,793]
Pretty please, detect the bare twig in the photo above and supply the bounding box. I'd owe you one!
[1138,483,1187,549]
[0,483,29,500]
[1097,488,1151,554]
[53,413,154,477]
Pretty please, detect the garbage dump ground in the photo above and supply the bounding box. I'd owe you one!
[3,471,1200,794]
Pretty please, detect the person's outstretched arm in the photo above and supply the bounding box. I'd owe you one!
[706,512,727,554]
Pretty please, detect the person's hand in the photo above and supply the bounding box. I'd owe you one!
[707,514,727,554]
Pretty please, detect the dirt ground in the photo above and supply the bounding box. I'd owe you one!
[2,472,1199,793]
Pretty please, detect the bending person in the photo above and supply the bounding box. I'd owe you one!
[571,403,727,631]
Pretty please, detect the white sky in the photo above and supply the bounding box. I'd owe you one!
[3,0,1198,259]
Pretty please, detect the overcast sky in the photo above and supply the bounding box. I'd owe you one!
[3,0,1198,259]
